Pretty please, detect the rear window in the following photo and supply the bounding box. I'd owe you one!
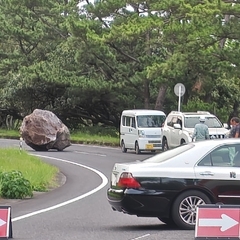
[143,144,194,163]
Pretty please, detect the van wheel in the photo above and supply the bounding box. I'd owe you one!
[121,141,127,153]
[162,138,169,151]
[180,139,186,145]
[135,142,141,154]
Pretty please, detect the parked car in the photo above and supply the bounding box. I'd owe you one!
[161,111,229,151]
[107,138,240,230]
[120,109,166,154]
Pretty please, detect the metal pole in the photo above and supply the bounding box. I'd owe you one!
[178,86,181,112]
[19,137,23,151]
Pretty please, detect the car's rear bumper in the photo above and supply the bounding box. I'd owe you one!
[107,187,171,218]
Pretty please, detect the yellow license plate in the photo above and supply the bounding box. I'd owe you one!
[146,144,153,149]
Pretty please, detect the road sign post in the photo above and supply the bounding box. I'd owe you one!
[0,206,12,239]
[174,83,185,112]
[195,204,240,240]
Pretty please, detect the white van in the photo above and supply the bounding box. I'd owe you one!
[120,109,166,154]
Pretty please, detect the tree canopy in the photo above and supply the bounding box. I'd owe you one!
[0,0,240,129]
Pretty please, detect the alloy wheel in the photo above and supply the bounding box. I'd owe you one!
[178,195,205,225]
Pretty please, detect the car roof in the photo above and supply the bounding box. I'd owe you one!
[193,138,240,146]
[122,109,165,116]
[147,138,240,165]
[116,138,240,178]
[168,111,215,117]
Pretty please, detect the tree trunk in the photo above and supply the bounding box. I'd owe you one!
[143,79,150,109]
[228,101,239,128]
[155,84,168,110]
[143,30,151,109]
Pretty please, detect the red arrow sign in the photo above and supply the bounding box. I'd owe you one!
[0,207,11,238]
[195,206,240,238]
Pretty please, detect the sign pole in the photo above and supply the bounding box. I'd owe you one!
[178,86,181,112]
[174,83,185,112]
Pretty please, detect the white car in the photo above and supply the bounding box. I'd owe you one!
[161,111,229,151]
[107,138,240,230]
[120,109,166,154]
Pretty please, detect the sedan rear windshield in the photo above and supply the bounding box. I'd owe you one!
[184,116,223,128]
[143,144,194,163]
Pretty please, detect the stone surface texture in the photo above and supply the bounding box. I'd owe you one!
[20,109,71,151]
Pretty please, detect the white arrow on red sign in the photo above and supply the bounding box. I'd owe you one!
[0,218,6,227]
[199,214,238,232]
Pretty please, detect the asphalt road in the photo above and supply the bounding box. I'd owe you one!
[0,139,195,240]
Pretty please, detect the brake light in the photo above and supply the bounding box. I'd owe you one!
[117,172,141,188]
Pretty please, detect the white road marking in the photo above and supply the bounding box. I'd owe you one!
[74,151,106,157]
[131,234,150,240]
[12,155,108,222]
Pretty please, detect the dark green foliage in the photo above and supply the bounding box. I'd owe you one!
[0,0,239,129]
[0,170,33,199]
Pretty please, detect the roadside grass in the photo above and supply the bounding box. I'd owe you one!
[0,129,20,139]
[70,131,119,146]
[0,127,120,146]
[0,148,59,192]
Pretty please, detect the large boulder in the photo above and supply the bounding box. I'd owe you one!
[20,109,71,151]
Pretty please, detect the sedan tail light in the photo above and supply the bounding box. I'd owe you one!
[117,172,141,188]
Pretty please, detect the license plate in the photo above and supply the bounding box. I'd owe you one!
[146,144,153,149]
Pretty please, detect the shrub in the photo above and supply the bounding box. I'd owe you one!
[0,170,33,199]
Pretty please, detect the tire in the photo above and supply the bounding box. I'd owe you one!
[135,141,141,154]
[172,190,211,230]
[162,138,169,152]
[180,139,186,145]
[121,140,127,153]
[158,217,176,226]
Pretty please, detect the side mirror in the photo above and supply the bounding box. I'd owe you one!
[223,123,229,129]
[173,123,181,129]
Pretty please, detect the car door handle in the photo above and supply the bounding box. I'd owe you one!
[199,171,214,176]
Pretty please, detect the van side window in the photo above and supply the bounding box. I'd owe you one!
[131,118,136,128]
[122,116,126,126]
[126,116,131,127]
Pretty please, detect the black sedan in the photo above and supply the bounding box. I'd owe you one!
[107,138,240,230]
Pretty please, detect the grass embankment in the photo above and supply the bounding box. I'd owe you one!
[70,131,119,146]
[0,148,59,192]
[0,128,120,146]
[0,129,20,139]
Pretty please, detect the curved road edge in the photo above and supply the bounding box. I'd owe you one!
[12,154,108,222]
